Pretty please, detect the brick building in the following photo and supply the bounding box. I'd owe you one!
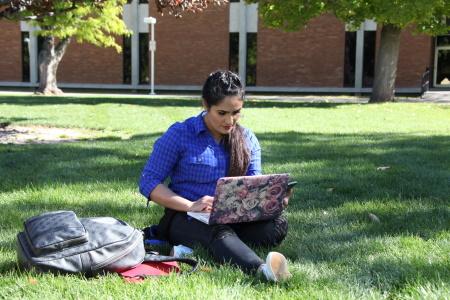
[0,1,449,93]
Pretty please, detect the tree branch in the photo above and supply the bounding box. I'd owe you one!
[55,37,71,60]
[155,0,228,17]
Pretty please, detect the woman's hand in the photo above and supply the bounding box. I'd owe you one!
[283,188,294,208]
[149,184,214,212]
[189,195,214,212]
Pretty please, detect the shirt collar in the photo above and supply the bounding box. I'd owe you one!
[193,111,208,135]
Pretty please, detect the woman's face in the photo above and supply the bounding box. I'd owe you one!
[203,95,243,141]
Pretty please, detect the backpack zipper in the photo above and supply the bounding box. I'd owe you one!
[91,230,143,271]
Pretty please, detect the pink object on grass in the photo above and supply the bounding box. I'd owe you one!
[119,261,180,283]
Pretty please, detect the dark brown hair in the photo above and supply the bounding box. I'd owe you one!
[202,70,250,176]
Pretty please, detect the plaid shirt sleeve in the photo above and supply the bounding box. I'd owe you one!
[139,123,182,198]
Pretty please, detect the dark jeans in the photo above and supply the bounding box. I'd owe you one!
[165,212,288,274]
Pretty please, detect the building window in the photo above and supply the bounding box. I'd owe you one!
[435,31,450,86]
[433,17,450,86]
[246,33,257,86]
[229,32,257,85]
[363,31,376,87]
[229,32,239,74]
[343,31,356,87]
[123,33,149,85]
[436,50,450,85]
[22,32,30,82]
[123,35,132,84]
[344,30,376,87]
[437,35,450,47]
[139,33,149,84]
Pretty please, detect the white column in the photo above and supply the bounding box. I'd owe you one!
[29,29,38,84]
[238,1,247,86]
[21,22,39,84]
[131,0,139,86]
[355,27,364,90]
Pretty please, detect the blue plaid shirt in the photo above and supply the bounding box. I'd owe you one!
[139,112,261,201]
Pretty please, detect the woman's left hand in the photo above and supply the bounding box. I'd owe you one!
[283,188,294,208]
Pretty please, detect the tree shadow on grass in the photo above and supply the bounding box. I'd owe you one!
[258,131,449,207]
[0,199,164,273]
[0,130,448,212]
[287,206,449,261]
[259,131,449,291]
[1,131,448,198]
[280,205,449,293]
[0,132,162,193]
[0,95,349,109]
[0,117,44,124]
[0,130,449,287]
[359,258,449,293]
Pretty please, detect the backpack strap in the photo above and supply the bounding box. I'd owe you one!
[143,253,198,274]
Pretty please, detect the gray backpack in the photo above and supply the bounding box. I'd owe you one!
[16,211,145,275]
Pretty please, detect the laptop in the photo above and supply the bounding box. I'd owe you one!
[187,174,291,225]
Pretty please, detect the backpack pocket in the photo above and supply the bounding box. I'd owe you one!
[24,211,88,255]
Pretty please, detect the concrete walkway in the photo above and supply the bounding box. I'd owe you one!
[420,91,450,103]
[1,90,449,104]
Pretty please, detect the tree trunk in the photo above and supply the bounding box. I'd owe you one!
[37,36,71,95]
[370,24,402,103]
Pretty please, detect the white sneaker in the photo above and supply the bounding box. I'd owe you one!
[259,252,291,282]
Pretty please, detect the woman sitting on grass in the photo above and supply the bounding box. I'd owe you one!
[139,70,292,282]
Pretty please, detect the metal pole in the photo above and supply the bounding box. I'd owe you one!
[144,17,157,95]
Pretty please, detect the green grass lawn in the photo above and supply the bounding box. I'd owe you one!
[0,95,449,299]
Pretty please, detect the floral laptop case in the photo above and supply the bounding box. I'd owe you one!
[188,174,290,225]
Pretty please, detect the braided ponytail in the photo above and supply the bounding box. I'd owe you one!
[223,124,250,176]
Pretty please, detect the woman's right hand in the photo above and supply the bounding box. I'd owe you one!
[189,195,214,212]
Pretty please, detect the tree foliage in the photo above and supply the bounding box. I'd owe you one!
[0,0,227,95]
[250,0,450,35]
[0,0,129,52]
[248,0,450,102]
[0,0,230,50]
